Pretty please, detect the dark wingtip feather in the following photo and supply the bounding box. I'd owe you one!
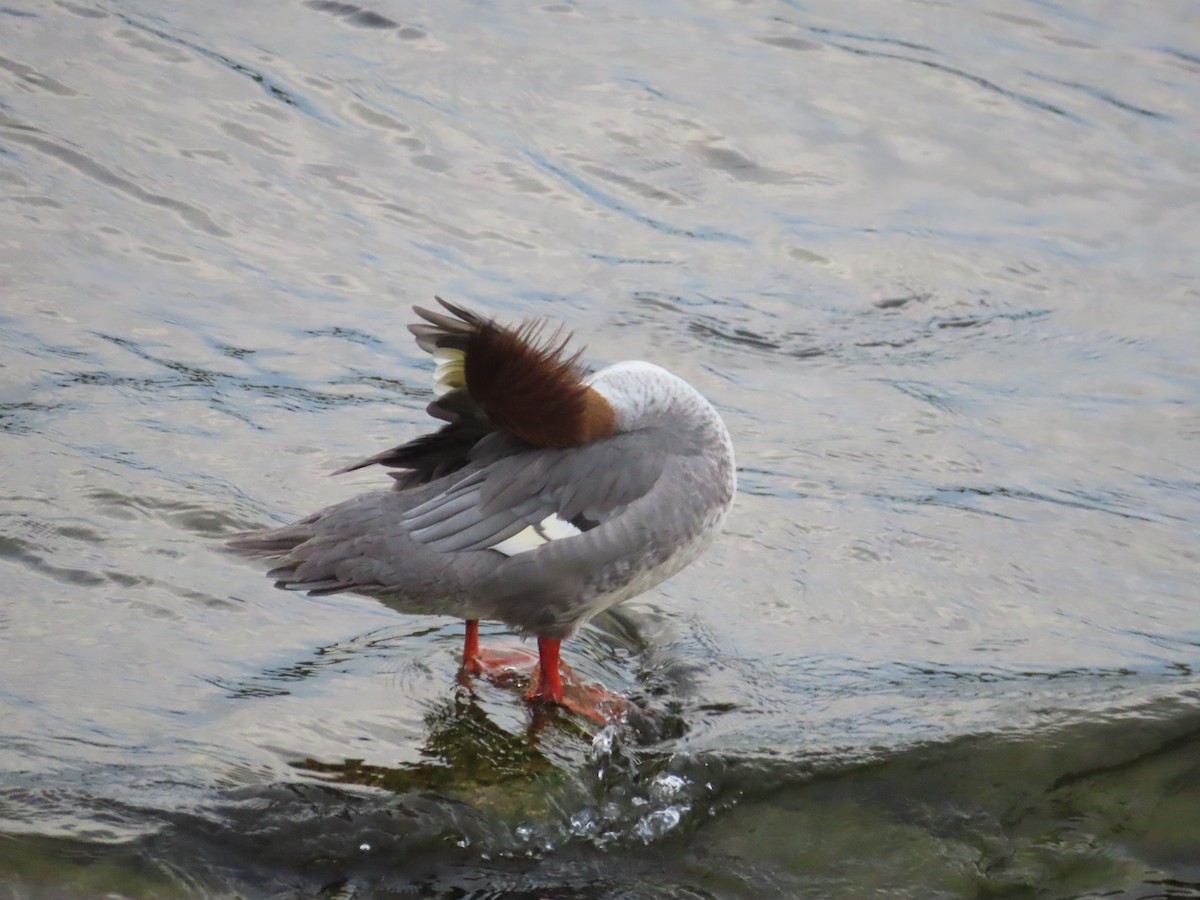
[305,583,356,597]
[330,447,398,476]
[433,296,485,323]
[272,578,349,594]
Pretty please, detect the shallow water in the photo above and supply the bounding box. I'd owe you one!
[2,0,1199,897]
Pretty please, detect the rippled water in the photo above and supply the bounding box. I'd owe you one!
[2,0,1199,897]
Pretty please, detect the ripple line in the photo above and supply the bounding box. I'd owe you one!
[0,119,229,236]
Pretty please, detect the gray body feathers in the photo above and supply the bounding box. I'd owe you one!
[229,303,735,639]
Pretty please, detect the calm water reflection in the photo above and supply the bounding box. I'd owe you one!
[1,0,1198,897]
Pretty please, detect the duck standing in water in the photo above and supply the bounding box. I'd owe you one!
[229,299,736,720]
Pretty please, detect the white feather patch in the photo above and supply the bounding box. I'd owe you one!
[432,347,466,397]
[490,514,583,557]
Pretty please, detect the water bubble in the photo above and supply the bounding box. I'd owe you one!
[635,806,683,842]
[650,772,688,802]
[514,823,534,843]
[568,807,597,838]
[591,725,617,758]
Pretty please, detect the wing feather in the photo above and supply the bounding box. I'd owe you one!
[399,430,671,556]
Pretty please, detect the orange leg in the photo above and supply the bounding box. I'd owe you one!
[527,636,630,722]
[462,619,482,675]
[525,636,564,704]
[459,620,539,679]
[460,622,631,723]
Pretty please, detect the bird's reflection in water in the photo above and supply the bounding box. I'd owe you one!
[291,673,683,800]
[290,689,583,794]
[260,607,688,799]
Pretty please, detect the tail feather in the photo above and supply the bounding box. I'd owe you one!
[225,519,316,558]
[229,515,364,597]
[270,572,350,594]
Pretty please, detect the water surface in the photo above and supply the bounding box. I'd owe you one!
[1,0,1199,896]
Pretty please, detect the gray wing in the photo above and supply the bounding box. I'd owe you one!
[401,428,679,554]
[475,447,728,637]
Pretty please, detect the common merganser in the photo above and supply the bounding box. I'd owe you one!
[229,299,736,720]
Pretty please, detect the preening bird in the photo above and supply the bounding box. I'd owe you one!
[228,299,736,720]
